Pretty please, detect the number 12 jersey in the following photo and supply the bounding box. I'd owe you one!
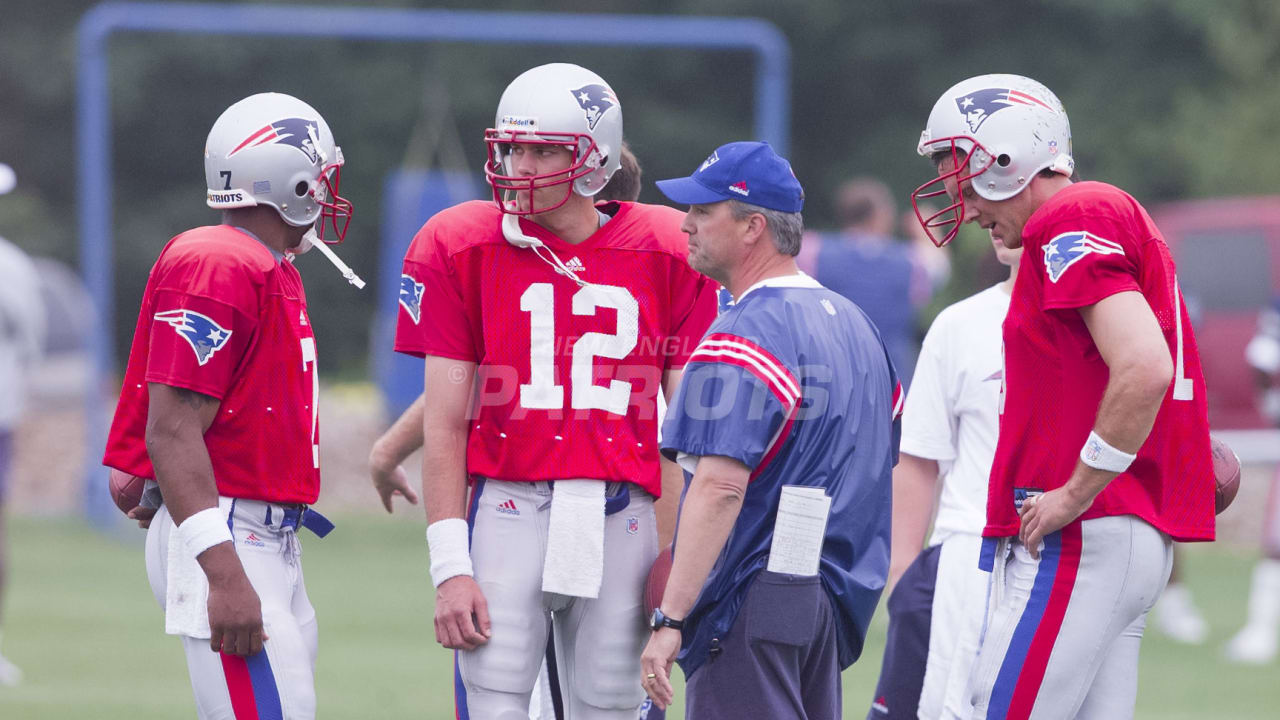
[395,200,717,497]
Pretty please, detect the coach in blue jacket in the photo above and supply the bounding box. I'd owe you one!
[641,141,901,718]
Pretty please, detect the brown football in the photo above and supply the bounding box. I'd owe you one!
[109,468,146,515]
[1211,436,1241,515]
[644,545,674,618]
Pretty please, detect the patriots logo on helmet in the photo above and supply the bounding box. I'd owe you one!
[570,84,618,131]
[954,88,1054,133]
[227,117,322,164]
[153,309,232,366]
[1042,231,1126,283]
[399,274,425,324]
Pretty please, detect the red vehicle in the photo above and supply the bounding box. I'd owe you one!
[1153,196,1280,429]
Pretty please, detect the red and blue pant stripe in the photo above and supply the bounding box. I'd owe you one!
[987,523,1083,720]
[220,650,283,720]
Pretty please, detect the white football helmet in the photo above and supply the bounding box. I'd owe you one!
[485,63,623,216]
[204,93,353,243]
[912,74,1073,246]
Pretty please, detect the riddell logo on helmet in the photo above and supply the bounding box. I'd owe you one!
[728,181,750,197]
[207,190,244,204]
[499,115,539,132]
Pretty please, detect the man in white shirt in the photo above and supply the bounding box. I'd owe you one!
[0,162,46,686]
[867,237,1018,720]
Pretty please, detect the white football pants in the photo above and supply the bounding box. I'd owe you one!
[146,498,319,720]
[961,515,1173,720]
[457,479,658,720]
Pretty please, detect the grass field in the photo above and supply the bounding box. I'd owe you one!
[0,513,1276,719]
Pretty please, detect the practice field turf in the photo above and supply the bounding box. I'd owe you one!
[0,514,1275,719]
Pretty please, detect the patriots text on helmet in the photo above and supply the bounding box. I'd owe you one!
[207,190,246,205]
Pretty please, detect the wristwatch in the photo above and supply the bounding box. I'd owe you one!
[650,607,684,632]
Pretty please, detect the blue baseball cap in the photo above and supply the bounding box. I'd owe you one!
[656,141,804,213]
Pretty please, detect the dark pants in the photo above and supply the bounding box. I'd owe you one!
[686,571,841,720]
[0,430,10,503]
[867,543,940,719]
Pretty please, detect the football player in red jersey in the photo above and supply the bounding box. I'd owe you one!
[369,140,654,720]
[103,92,353,719]
[393,63,716,719]
[912,74,1215,720]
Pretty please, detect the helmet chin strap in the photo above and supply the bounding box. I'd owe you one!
[292,227,366,289]
[501,213,588,288]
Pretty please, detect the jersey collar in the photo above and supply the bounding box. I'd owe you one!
[514,201,632,252]
[736,271,822,303]
[231,225,284,263]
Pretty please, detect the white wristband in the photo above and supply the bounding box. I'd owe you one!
[426,518,474,588]
[178,507,233,559]
[1080,431,1136,473]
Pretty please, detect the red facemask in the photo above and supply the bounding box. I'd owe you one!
[910,136,995,247]
[311,161,353,244]
[484,130,601,216]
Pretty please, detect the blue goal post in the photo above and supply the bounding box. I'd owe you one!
[77,1,791,524]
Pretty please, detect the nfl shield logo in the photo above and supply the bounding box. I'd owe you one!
[626,516,639,535]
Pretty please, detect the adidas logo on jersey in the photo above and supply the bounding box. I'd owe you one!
[243,532,266,547]
[565,256,586,272]
[496,499,520,516]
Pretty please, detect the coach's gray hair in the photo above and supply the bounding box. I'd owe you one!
[728,200,803,257]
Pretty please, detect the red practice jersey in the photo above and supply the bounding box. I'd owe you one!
[104,226,321,504]
[395,200,717,497]
[990,182,1215,541]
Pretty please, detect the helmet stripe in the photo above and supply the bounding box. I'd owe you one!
[227,124,277,157]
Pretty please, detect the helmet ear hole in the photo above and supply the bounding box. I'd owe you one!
[295,181,309,197]
[996,154,1012,168]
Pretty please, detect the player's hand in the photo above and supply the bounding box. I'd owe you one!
[200,543,268,656]
[640,627,680,710]
[368,450,419,513]
[1018,487,1089,559]
[434,576,491,650]
[127,506,158,529]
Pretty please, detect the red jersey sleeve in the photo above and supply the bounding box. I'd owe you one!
[667,268,718,369]
[1035,216,1141,311]
[394,218,477,361]
[143,243,266,399]
[145,291,257,399]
